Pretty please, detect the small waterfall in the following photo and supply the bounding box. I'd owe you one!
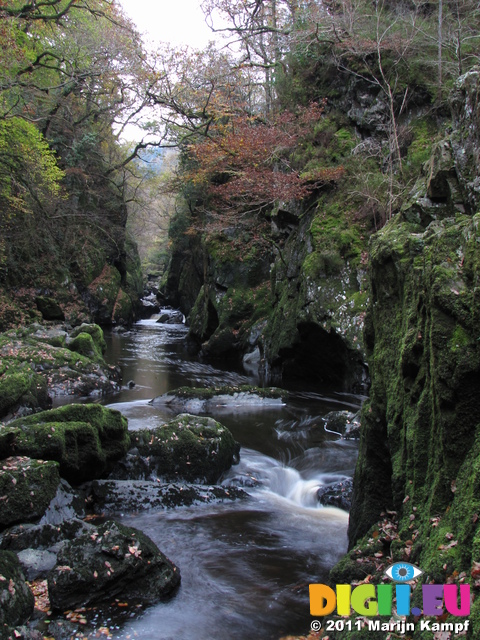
[268,466,322,508]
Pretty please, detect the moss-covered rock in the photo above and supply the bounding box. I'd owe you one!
[86,264,136,326]
[127,414,238,484]
[0,367,50,420]
[3,405,130,484]
[47,520,180,611]
[69,323,106,355]
[0,457,60,530]
[0,325,119,418]
[0,550,34,633]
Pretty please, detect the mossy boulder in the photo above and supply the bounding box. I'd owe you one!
[0,457,60,531]
[151,385,286,415]
[2,405,130,484]
[0,366,50,420]
[127,414,238,484]
[0,550,35,634]
[47,520,180,610]
[0,325,119,418]
[69,323,106,356]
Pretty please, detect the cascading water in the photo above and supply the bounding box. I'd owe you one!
[96,317,361,640]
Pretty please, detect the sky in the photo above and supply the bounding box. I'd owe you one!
[118,0,216,49]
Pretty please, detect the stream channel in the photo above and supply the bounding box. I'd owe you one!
[95,315,361,640]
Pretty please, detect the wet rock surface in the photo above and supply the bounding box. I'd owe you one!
[156,309,184,324]
[323,410,361,439]
[87,479,247,514]
[317,478,353,511]
[47,520,180,611]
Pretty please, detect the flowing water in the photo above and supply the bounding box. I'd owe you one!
[97,317,361,640]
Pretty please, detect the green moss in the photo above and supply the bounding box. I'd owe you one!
[70,323,106,354]
[131,414,237,484]
[449,323,471,352]
[5,404,130,483]
[0,458,60,529]
[68,332,99,360]
[405,118,438,176]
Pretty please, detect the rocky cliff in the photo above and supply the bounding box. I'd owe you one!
[328,70,480,638]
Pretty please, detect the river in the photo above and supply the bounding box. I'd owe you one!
[97,316,360,640]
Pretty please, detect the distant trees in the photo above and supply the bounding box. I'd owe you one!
[0,0,152,282]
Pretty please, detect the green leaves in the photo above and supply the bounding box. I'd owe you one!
[0,117,64,213]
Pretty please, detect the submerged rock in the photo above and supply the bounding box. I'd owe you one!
[3,405,130,484]
[87,479,247,514]
[47,520,180,610]
[112,414,239,484]
[323,410,361,439]
[151,385,286,415]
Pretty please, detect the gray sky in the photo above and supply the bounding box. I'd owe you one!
[118,0,215,48]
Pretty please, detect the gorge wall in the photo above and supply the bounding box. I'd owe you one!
[327,70,480,638]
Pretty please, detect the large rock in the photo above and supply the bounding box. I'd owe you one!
[114,414,238,484]
[47,520,180,610]
[0,550,35,633]
[2,405,130,484]
[0,457,60,531]
[87,479,247,514]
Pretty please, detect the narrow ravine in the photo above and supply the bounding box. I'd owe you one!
[95,317,361,639]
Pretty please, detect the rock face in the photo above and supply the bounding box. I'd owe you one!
[165,181,368,394]
[331,71,480,637]
[3,404,130,484]
[47,520,180,610]
[114,414,238,484]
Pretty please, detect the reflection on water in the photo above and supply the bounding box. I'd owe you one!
[99,318,361,640]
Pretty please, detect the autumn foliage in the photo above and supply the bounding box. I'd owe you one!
[186,102,344,213]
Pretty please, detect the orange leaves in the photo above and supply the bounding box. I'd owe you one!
[185,102,337,211]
